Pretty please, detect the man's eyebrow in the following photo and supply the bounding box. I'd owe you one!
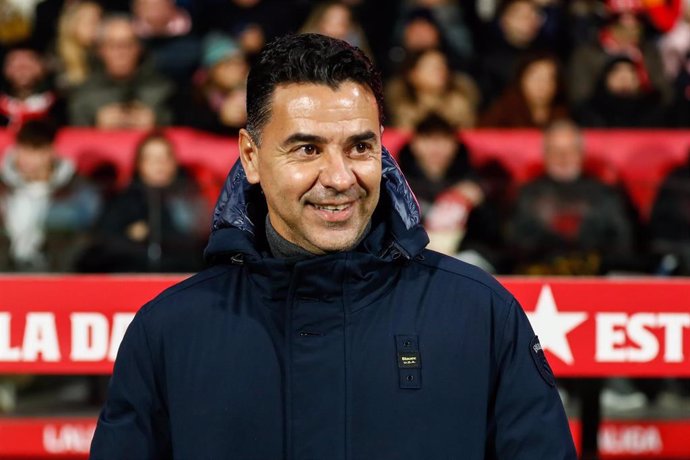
[280,131,378,149]
[281,133,328,148]
[346,130,378,145]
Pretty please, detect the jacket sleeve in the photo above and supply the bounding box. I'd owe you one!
[489,298,577,460]
[90,309,171,459]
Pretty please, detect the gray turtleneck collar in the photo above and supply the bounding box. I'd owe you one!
[265,215,372,260]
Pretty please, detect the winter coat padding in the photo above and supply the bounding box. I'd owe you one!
[90,148,576,459]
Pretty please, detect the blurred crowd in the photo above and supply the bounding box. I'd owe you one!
[0,0,689,276]
[6,0,690,131]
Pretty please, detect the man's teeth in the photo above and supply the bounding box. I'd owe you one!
[313,204,348,212]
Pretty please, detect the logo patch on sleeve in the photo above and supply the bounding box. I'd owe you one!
[530,335,555,387]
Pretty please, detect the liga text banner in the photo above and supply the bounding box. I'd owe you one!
[3,418,690,459]
[0,275,689,376]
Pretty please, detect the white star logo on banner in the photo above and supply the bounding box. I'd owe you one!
[526,285,587,365]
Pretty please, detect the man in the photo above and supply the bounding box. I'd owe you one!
[90,34,575,459]
[131,0,201,81]
[567,0,672,106]
[0,120,100,271]
[0,44,65,129]
[398,113,512,272]
[650,153,690,275]
[508,119,635,275]
[397,113,484,256]
[68,15,174,129]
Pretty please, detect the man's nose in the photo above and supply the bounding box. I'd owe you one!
[319,151,356,191]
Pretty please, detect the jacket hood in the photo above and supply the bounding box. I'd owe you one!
[205,146,429,263]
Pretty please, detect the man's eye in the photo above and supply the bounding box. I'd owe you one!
[298,145,318,156]
[353,143,371,155]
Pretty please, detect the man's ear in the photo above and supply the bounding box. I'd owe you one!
[238,129,260,184]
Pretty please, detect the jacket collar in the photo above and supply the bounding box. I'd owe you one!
[204,146,429,265]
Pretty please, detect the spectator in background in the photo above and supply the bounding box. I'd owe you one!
[645,151,690,408]
[576,54,666,126]
[567,0,608,48]
[398,112,513,272]
[568,0,672,107]
[508,119,634,275]
[174,33,248,135]
[77,131,208,273]
[131,0,201,81]
[68,15,174,129]
[659,2,690,125]
[479,0,554,107]
[387,6,475,78]
[55,1,102,90]
[300,1,372,58]
[0,120,101,272]
[196,0,296,62]
[385,48,480,130]
[389,1,474,72]
[480,51,569,128]
[398,113,478,217]
[649,153,690,275]
[0,43,65,129]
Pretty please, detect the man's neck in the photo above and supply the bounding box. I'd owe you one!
[264,216,372,260]
[265,216,317,260]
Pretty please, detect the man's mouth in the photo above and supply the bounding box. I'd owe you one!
[308,201,356,222]
[312,203,352,212]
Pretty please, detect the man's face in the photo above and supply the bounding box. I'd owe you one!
[410,132,457,180]
[240,81,382,254]
[14,144,54,182]
[403,18,440,51]
[3,50,44,92]
[501,0,541,48]
[606,61,640,96]
[544,127,583,183]
[99,19,141,79]
[133,0,175,33]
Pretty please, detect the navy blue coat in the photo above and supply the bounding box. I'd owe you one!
[90,148,576,459]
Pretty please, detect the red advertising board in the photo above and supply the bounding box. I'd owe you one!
[507,279,690,376]
[1,276,689,376]
[0,275,180,374]
[1,418,690,459]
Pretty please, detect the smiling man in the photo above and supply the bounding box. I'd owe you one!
[240,81,381,254]
[90,34,576,459]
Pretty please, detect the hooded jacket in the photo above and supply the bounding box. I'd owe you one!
[90,148,576,460]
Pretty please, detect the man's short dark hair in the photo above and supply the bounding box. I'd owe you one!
[414,113,457,137]
[246,33,384,144]
[16,120,57,148]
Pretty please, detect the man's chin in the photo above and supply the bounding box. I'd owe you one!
[307,229,364,254]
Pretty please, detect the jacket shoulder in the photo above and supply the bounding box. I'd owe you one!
[138,265,235,318]
[416,249,514,305]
